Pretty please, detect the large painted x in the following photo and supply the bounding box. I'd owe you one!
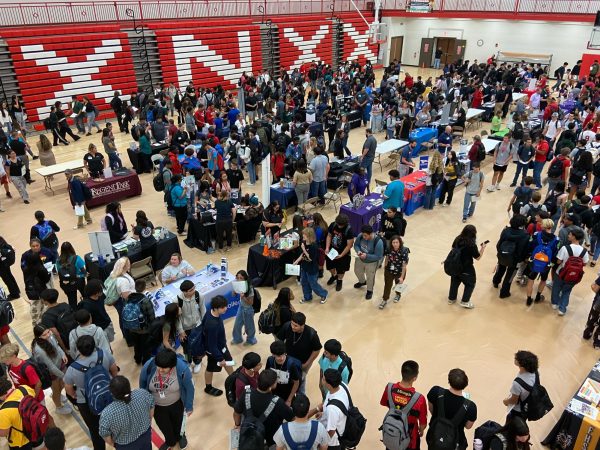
[343,23,378,62]
[283,25,329,71]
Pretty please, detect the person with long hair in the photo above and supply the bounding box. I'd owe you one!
[438,150,460,206]
[448,224,486,309]
[0,101,12,134]
[312,212,328,248]
[31,324,71,415]
[139,349,194,450]
[104,202,127,244]
[215,190,236,252]
[36,134,56,167]
[160,302,185,353]
[99,376,155,449]
[4,149,29,204]
[293,159,312,207]
[231,270,258,345]
[131,210,156,262]
[108,256,135,345]
[272,287,295,337]
[262,200,284,236]
[294,227,328,304]
[83,143,106,179]
[380,235,410,309]
[55,241,86,309]
[486,416,531,450]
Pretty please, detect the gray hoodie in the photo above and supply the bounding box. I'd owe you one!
[69,324,112,360]
[177,292,206,331]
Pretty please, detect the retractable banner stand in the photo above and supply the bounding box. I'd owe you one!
[262,155,271,205]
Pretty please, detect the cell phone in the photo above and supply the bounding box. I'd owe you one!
[483,240,490,245]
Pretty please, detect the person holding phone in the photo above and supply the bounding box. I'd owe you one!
[448,225,486,309]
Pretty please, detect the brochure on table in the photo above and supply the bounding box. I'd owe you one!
[151,265,239,319]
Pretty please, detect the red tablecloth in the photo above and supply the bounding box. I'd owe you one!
[78,172,142,208]
[401,170,427,215]
[523,88,536,99]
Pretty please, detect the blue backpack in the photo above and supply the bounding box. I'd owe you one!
[530,233,557,273]
[71,349,113,415]
[122,295,146,331]
[35,221,54,244]
[281,421,319,450]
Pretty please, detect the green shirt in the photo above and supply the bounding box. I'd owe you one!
[72,100,84,115]
[491,116,502,132]
[139,135,151,155]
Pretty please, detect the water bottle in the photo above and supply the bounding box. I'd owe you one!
[98,255,105,268]
[473,438,483,450]
[221,257,227,280]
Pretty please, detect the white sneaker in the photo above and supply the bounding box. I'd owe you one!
[448,299,456,305]
[193,362,202,374]
[486,185,496,192]
[55,404,72,415]
[495,184,501,190]
[459,302,475,309]
[247,182,255,186]
[558,310,565,316]
[551,304,558,310]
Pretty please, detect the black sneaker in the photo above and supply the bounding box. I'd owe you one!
[179,434,188,450]
[583,329,593,340]
[326,275,337,286]
[336,280,343,291]
[509,182,516,187]
[534,294,545,303]
[365,291,373,300]
[526,296,533,306]
[353,282,366,289]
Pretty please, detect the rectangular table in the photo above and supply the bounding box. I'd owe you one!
[340,193,384,235]
[270,184,297,209]
[543,360,600,450]
[247,239,299,289]
[401,170,427,216]
[83,171,142,208]
[328,158,360,189]
[409,128,437,157]
[375,139,409,170]
[512,92,527,102]
[150,268,238,320]
[482,138,499,154]
[35,159,85,194]
[85,230,181,281]
[466,108,486,129]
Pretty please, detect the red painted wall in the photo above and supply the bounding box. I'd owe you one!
[581,52,600,78]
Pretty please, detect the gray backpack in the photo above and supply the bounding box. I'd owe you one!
[380,383,421,450]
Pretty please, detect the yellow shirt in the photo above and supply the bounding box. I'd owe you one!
[0,386,35,447]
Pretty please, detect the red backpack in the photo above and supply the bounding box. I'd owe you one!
[558,245,587,284]
[2,387,52,443]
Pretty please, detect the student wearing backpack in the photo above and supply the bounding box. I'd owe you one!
[319,339,351,399]
[0,342,45,403]
[506,176,534,216]
[493,215,530,299]
[234,369,294,449]
[55,242,86,310]
[140,349,194,450]
[0,378,54,450]
[40,289,77,352]
[0,236,19,300]
[519,191,547,224]
[502,351,539,421]
[64,335,119,450]
[379,360,427,450]
[313,368,351,450]
[274,393,329,450]
[79,279,115,343]
[525,219,558,306]
[30,210,60,255]
[69,309,111,360]
[232,352,262,402]
[426,368,477,450]
[551,227,589,315]
[448,225,487,309]
[266,340,301,406]
[510,138,535,187]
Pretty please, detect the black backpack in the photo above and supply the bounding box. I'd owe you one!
[22,359,52,390]
[225,367,250,407]
[473,420,504,450]
[547,158,564,179]
[252,288,262,314]
[497,237,517,267]
[0,288,14,327]
[338,351,354,382]
[443,246,464,277]
[257,303,276,334]
[131,124,142,142]
[511,187,531,215]
[153,169,167,192]
[427,392,467,450]
[58,256,78,290]
[327,384,367,448]
[515,372,553,421]
[238,389,279,450]
[53,304,78,344]
[543,192,559,217]
[476,143,486,162]
[593,157,600,178]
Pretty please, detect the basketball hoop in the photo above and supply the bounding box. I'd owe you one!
[368,22,388,46]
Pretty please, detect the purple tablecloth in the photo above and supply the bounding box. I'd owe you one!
[340,193,384,235]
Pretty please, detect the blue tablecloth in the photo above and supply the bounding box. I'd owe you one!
[270,186,297,209]
[340,193,384,235]
[409,127,437,156]
[151,267,239,320]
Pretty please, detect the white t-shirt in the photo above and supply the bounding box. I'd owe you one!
[510,372,536,413]
[273,420,330,449]
[545,120,561,139]
[116,274,135,296]
[321,386,349,446]
[556,243,589,272]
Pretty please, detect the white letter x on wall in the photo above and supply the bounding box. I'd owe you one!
[343,23,377,62]
[20,39,124,119]
[283,25,329,71]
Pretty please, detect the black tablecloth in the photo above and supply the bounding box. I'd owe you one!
[184,215,262,251]
[328,159,360,189]
[85,232,181,281]
[247,243,298,289]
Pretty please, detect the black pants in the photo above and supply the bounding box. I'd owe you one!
[60,123,79,141]
[0,264,20,298]
[61,277,86,310]
[114,110,124,131]
[130,330,151,364]
[492,264,516,297]
[584,299,600,346]
[154,399,185,447]
[438,178,457,205]
[216,220,233,249]
[449,271,476,303]
[174,206,188,233]
[139,153,152,173]
[327,129,335,149]
[123,117,130,134]
[78,402,106,450]
[52,128,68,145]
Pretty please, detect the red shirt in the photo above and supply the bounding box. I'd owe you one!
[380,384,427,449]
[235,369,259,400]
[168,152,183,175]
[168,124,178,137]
[405,75,414,90]
[8,360,44,402]
[468,142,482,163]
[527,222,542,236]
[535,140,549,162]
[471,90,483,109]
[271,153,286,177]
[194,110,206,128]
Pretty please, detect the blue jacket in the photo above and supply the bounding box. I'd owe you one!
[171,184,187,207]
[69,176,86,204]
[139,356,195,412]
[353,234,385,263]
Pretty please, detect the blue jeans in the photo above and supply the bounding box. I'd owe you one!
[361,157,374,184]
[74,114,85,133]
[108,152,122,170]
[434,58,441,69]
[387,128,395,139]
[86,112,100,133]
[300,270,328,301]
[247,161,256,184]
[232,304,256,344]
[310,180,327,201]
[512,162,529,185]
[533,161,545,188]
[463,192,477,218]
[424,184,438,210]
[551,277,575,314]
[591,233,600,261]
[371,115,383,133]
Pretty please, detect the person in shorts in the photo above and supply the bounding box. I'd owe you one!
[487,135,513,192]
[324,214,355,292]
[203,295,234,397]
[525,218,558,307]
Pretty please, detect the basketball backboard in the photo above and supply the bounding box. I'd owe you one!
[588,27,600,50]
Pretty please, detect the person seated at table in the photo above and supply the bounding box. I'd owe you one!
[99,201,126,243]
[242,194,264,220]
[215,171,232,197]
[181,146,202,173]
[261,200,284,236]
[348,166,369,200]
[399,141,416,177]
[454,107,467,128]
[172,123,190,153]
[161,252,195,285]
[289,214,304,246]
[83,143,106,179]
[36,134,56,167]
[131,210,157,261]
[414,103,431,127]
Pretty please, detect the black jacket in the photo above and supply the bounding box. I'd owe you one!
[496,226,530,264]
